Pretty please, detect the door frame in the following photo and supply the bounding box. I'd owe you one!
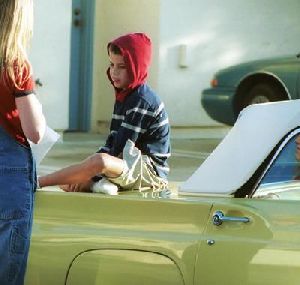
[69,0,95,131]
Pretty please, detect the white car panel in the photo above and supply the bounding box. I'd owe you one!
[180,100,300,194]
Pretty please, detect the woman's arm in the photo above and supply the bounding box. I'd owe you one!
[16,93,46,144]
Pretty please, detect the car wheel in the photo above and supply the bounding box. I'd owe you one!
[240,83,284,111]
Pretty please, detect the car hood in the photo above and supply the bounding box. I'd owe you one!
[180,99,300,195]
[225,54,298,71]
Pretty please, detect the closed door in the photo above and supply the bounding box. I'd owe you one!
[195,200,300,285]
[69,0,95,131]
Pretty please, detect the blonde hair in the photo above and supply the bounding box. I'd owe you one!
[0,0,33,87]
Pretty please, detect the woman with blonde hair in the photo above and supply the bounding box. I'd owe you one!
[0,0,46,284]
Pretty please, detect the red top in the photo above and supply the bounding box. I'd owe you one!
[0,64,35,146]
[107,33,152,102]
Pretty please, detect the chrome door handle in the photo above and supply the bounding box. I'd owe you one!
[212,211,250,226]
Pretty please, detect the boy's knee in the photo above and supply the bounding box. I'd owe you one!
[86,153,123,177]
[88,153,111,172]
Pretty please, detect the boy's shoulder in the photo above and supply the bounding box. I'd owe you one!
[127,84,162,108]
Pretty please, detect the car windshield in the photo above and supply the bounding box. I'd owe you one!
[255,132,300,199]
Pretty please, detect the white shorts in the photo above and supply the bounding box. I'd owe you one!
[108,140,168,192]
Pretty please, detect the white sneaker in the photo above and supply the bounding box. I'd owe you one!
[91,178,118,195]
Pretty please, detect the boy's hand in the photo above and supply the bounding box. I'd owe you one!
[60,180,93,192]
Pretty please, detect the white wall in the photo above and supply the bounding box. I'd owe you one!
[29,0,71,130]
[29,0,300,131]
[158,0,300,126]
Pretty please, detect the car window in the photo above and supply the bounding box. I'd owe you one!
[254,132,300,199]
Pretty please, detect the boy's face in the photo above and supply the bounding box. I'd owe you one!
[109,51,131,89]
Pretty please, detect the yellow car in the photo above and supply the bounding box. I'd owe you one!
[26,100,300,285]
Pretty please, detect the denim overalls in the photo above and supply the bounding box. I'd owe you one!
[0,126,36,285]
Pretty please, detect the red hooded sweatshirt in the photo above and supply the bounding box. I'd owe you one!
[107,33,152,102]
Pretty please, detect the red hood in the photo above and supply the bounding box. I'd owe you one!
[107,33,152,102]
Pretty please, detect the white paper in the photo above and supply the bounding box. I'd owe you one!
[29,126,60,165]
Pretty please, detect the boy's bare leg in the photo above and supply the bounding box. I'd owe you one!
[39,153,124,188]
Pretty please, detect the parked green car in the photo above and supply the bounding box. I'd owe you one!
[25,100,300,285]
[202,53,300,125]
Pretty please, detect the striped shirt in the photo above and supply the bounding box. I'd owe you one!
[99,84,170,179]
